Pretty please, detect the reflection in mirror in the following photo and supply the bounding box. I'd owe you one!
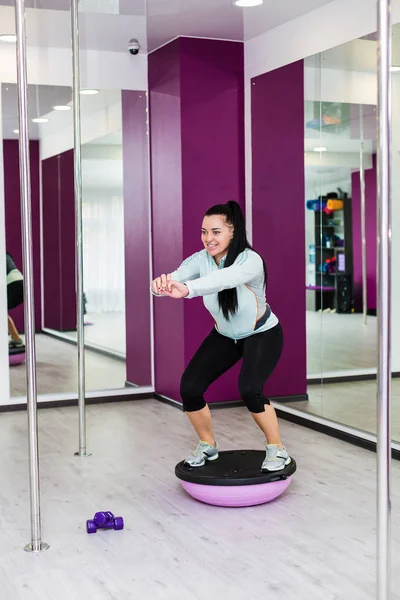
[2,83,84,398]
[39,88,147,393]
[48,89,127,370]
[77,130,126,358]
[77,1,151,392]
[304,90,377,380]
[2,0,151,401]
[2,84,146,397]
[305,96,377,379]
[284,34,383,436]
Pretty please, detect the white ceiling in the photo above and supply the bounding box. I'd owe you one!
[0,0,336,53]
[146,0,336,51]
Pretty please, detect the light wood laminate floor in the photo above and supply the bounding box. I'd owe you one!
[9,334,128,397]
[284,378,400,442]
[307,311,377,376]
[0,399,399,599]
[62,312,127,356]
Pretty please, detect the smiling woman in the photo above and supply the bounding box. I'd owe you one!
[201,214,234,264]
[151,200,288,472]
[0,0,395,594]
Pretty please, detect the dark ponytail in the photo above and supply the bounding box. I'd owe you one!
[204,200,267,319]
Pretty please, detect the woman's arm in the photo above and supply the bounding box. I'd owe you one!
[184,250,263,298]
[169,251,203,282]
[151,251,204,296]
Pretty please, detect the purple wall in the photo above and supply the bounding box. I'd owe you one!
[149,39,185,399]
[122,90,152,386]
[251,61,307,397]
[351,155,377,312]
[42,150,76,331]
[3,140,41,332]
[150,38,245,402]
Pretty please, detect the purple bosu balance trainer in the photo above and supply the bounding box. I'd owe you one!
[175,450,296,508]
[9,345,26,366]
[86,511,124,534]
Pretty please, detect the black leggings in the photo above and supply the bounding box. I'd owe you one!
[180,323,283,414]
[7,280,23,311]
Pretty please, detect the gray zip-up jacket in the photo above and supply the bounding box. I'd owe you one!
[170,248,278,341]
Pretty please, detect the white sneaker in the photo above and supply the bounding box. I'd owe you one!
[184,441,219,467]
[262,444,291,472]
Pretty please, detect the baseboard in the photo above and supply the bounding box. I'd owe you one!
[42,329,126,362]
[0,392,154,413]
[274,407,400,460]
[271,394,309,403]
[308,371,400,385]
[153,393,184,410]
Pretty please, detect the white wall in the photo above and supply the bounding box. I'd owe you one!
[0,44,147,91]
[245,0,400,80]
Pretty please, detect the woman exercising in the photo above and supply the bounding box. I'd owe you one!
[152,201,290,472]
[6,251,24,348]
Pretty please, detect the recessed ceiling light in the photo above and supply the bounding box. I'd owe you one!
[313,147,327,152]
[0,34,17,43]
[32,117,49,124]
[234,0,263,6]
[13,129,19,134]
[80,89,99,95]
[391,66,400,72]
[53,105,71,111]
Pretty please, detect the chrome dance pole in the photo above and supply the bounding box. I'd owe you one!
[70,0,90,457]
[14,0,49,553]
[377,0,392,597]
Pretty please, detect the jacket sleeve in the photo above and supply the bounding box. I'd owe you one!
[151,251,203,297]
[185,250,263,298]
[169,251,203,282]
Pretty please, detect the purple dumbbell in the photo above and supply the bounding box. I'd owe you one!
[86,511,124,534]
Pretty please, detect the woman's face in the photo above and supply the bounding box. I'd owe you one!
[201,215,233,263]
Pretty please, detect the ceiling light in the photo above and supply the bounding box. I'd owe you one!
[13,129,19,134]
[53,105,71,111]
[313,147,327,152]
[32,117,49,124]
[0,34,17,43]
[80,89,99,95]
[234,0,263,6]
[391,66,400,72]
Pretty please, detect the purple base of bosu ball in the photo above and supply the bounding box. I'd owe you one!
[9,352,26,366]
[175,450,296,508]
[180,477,293,507]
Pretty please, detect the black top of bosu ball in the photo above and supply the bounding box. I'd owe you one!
[9,345,26,356]
[175,450,296,487]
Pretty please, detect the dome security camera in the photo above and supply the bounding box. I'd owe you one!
[128,38,140,56]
